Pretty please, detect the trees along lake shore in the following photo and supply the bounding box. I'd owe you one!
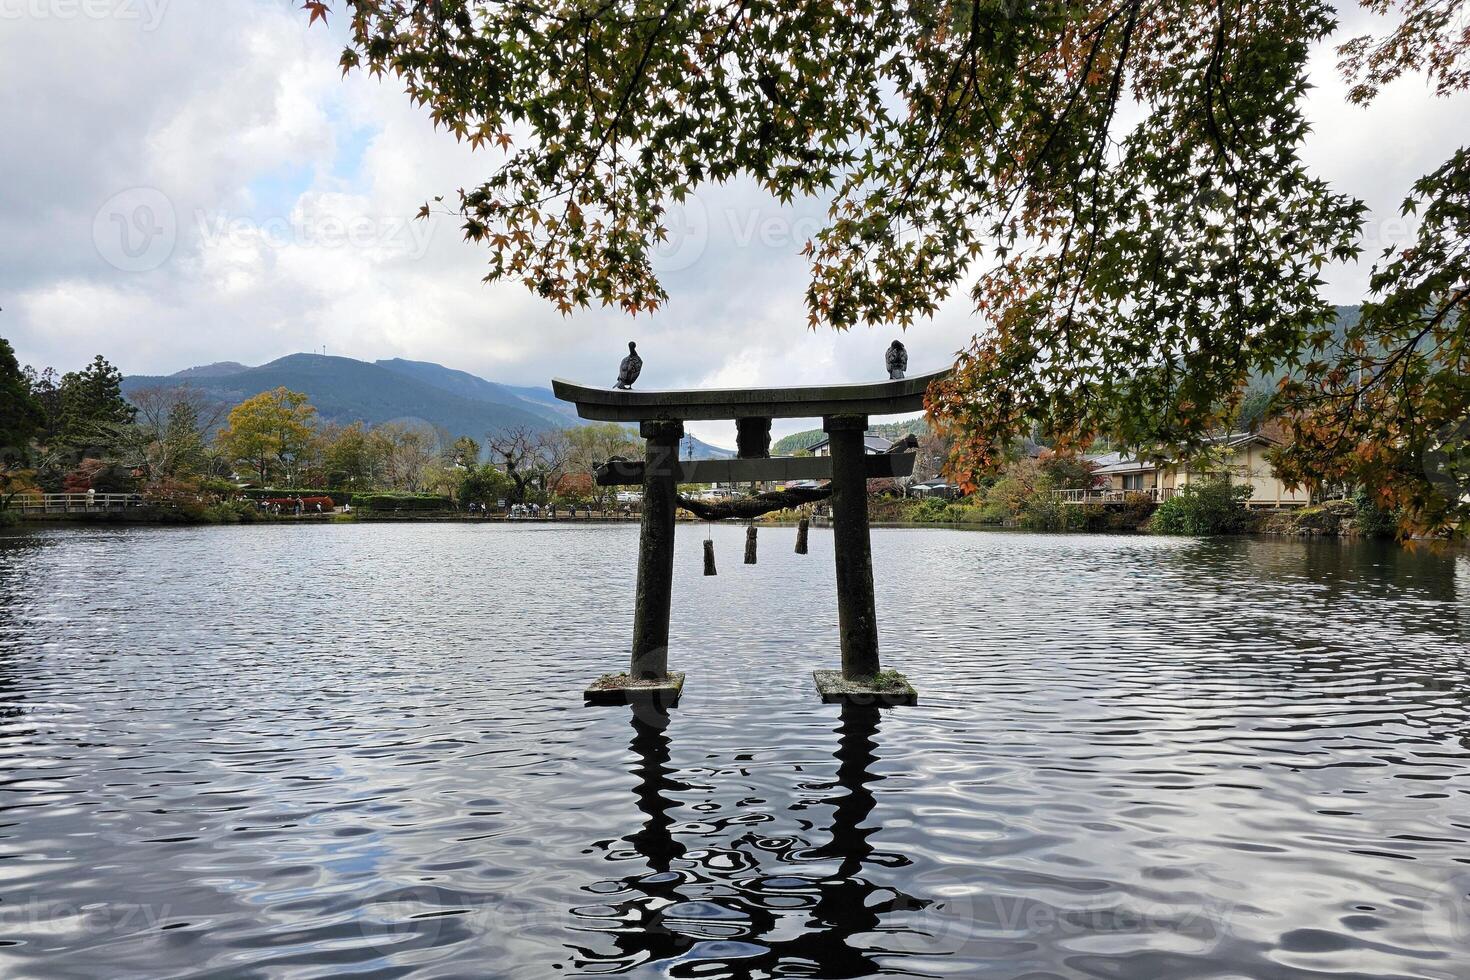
[0,351,647,528]
[0,350,1445,544]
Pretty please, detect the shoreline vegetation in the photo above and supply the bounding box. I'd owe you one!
[5,491,1409,544]
[0,354,1434,545]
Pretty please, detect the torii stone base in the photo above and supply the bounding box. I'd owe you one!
[812,670,918,707]
[584,671,685,709]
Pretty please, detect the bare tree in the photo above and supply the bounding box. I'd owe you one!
[565,422,641,511]
[534,428,573,496]
[487,427,539,503]
[486,426,575,503]
[913,427,953,484]
[126,385,229,478]
[376,422,440,492]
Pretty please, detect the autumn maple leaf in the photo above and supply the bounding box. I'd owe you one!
[303,2,329,27]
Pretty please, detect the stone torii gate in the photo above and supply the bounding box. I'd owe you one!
[552,368,949,708]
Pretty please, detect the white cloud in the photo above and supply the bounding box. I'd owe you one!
[3,0,1465,449]
[1302,8,1470,302]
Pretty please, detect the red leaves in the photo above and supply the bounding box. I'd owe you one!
[303,1,329,27]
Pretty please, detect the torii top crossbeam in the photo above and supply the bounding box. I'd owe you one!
[550,368,949,422]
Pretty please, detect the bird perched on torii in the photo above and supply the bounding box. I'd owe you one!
[614,341,643,389]
[885,340,908,380]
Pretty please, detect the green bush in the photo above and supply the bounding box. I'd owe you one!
[203,500,263,524]
[1352,486,1398,538]
[1063,502,1110,532]
[892,496,992,524]
[0,509,20,528]
[353,493,453,512]
[200,478,243,496]
[909,497,953,522]
[1150,479,1254,535]
[976,499,1012,524]
[1019,488,1068,531]
[459,464,514,506]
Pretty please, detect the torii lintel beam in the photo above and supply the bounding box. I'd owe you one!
[550,368,950,422]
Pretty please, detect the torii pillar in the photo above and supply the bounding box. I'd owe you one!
[630,420,683,682]
[823,415,880,678]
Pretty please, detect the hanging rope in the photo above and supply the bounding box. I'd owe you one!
[704,538,717,576]
[677,484,832,521]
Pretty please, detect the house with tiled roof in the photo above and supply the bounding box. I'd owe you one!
[806,433,894,456]
[1065,431,1310,509]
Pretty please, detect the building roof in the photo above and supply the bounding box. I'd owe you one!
[1083,450,1125,468]
[1090,431,1281,476]
[1093,458,1157,476]
[806,433,895,455]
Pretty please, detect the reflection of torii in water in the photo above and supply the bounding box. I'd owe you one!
[561,706,932,976]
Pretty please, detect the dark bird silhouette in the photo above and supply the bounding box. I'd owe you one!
[615,341,643,389]
[885,340,908,380]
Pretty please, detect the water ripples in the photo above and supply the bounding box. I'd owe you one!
[0,524,1467,978]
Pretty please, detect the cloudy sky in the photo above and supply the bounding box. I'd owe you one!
[3,0,1467,445]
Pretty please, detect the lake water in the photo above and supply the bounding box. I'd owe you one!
[1,523,1468,979]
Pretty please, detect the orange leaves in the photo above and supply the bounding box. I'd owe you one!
[303,1,328,27]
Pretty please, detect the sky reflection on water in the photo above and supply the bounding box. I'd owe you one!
[0,524,1467,978]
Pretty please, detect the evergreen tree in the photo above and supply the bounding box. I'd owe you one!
[0,338,43,464]
[21,365,61,443]
[57,355,136,454]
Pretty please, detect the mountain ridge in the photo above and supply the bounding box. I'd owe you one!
[122,353,734,457]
